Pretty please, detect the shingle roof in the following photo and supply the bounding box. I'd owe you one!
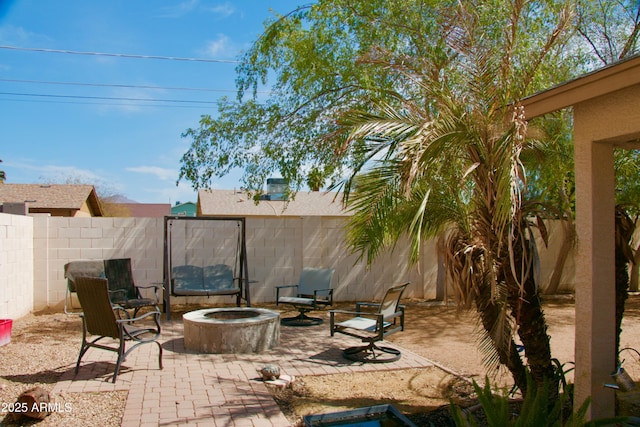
[197,189,350,217]
[113,203,171,218]
[0,184,102,214]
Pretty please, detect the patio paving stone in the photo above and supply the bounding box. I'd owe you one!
[53,318,435,426]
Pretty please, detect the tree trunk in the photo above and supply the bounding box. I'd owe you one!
[629,243,640,292]
[615,247,629,359]
[614,207,635,360]
[474,291,529,394]
[504,226,556,399]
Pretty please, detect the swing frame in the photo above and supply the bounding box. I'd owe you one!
[163,216,250,320]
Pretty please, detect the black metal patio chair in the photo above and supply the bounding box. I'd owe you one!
[74,276,163,383]
[276,267,335,326]
[103,258,161,317]
[63,260,105,315]
[330,283,409,363]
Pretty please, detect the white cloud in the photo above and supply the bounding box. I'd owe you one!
[0,24,44,45]
[156,0,199,18]
[156,1,234,19]
[31,164,103,183]
[127,166,177,181]
[202,34,232,57]
[207,3,235,18]
[95,86,166,114]
[6,162,127,195]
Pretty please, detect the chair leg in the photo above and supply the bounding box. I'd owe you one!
[112,338,127,383]
[281,309,323,326]
[343,342,401,363]
[156,342,163,370]
[75,342,90,375]
[75,319,90,375]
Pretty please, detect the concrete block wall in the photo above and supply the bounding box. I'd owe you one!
[32,215,437,311]
[17,214,578,313]
[33,216,164,311]
[0,213,34,319]
[246,217,426,303]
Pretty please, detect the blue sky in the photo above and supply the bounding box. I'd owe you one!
[0,1,286,204]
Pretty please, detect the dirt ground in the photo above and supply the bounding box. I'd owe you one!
[1,295,640,426]
[270,294,640,425]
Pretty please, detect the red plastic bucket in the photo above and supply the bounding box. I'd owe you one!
[0,319,12,346]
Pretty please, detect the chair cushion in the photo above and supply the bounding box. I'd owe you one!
[203,264,236,291]
[278,296,315,306]
[115,297,156,309]
[337,317,390,332]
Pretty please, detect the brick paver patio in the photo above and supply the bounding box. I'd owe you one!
[53,316,435,426]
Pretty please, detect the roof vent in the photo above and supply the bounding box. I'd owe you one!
[266,178,288,201]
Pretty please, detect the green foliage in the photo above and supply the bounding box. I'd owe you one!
[178,0,585,194]
[450,375,604,427]
[615,150,640,216]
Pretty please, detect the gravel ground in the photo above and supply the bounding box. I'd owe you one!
[0,312,125,426]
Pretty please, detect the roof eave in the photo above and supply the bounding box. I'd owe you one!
[522,54,640,120]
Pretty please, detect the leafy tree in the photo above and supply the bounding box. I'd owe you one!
[337,0,578,397]
[577,0,640,65]
[519,111,576,295]
[176,0,606,399]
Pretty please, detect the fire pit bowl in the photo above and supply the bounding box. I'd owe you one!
[183,308,280,353]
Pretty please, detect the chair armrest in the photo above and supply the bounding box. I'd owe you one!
[355,301,381,312]
[275,284,298,305]
[329,309,373,317]
[313,288,333,304]
[118,310,161,339]
[137,283,163,290]
[117,310,160,324]
[382,310,404,321]
[136,283,163,300]
[329,310,386,337]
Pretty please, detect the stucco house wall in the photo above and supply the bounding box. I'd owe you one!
[522,54,640,419]
[572,83,640,419]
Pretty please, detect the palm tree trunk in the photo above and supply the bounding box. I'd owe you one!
[510,284,556,395]
[504,227,557,398]
[629,243,640,292]
[474,285,529,394]
[614,206,635,359]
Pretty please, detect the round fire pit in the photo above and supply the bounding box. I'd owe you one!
[183,308,280,353]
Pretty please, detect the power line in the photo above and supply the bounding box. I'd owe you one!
[0,97,211,109]
[0,91,217,104]
[0,45,240,64]
[0,78,238,93]
[0,77,272,94]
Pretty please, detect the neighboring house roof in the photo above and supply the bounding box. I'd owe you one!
[197,189,349,217]
[111,203,171,218]
[171,201,197,216]
[0,184,103,217]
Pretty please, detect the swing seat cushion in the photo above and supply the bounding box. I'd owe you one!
[172,264,240,296]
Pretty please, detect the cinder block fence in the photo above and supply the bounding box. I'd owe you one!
[0,213,577,320]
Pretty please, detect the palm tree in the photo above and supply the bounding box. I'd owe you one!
[338,2,572,397]
[615,206,637,359]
